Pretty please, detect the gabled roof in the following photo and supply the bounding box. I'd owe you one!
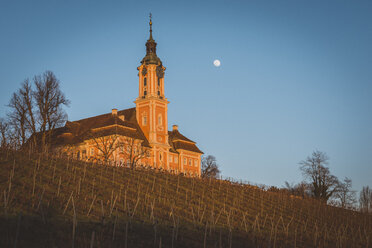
[168,129,203,154]
[168,129,195,143]
[49,107,202,154]
[68,108,138,133]
[53,108,150,147]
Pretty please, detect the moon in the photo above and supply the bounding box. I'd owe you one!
[213,59,221,67]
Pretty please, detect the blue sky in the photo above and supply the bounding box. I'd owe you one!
[1,0,371,193]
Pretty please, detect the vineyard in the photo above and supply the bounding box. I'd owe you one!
[0,151,371,247]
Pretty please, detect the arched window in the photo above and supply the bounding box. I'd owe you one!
[144,90,147,96]
[143,116,147,126]
[144,77,147,86]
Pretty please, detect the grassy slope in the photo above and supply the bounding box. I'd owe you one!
[0,151,371,248]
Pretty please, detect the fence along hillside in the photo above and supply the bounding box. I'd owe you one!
[0,151,371,247]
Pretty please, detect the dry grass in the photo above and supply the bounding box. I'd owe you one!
[0,150,371,247]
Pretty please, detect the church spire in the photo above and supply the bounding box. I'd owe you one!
[149,13,153,40]
[141,13,162,65]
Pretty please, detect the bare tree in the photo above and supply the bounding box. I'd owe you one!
[88,130,150,168]
[201,155,220,178]
[7,72,69,152]
[20,79,37,147]
[300,150,339,202]
[334,177,356,209]
[284,181,309,198]
[118,137,150,169]
[0,118,9,149]
[359,186,372,213]
[7,81,30,146]
[33,71,69,152]
[89,133,120,163]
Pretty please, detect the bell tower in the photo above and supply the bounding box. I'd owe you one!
[135,14,170,168]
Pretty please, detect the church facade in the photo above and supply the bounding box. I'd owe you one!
[52,18,203,176]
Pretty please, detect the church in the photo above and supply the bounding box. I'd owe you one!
[52,17,203,177]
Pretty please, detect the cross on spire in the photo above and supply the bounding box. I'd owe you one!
[142,13,161,65]
[149,13,153,40]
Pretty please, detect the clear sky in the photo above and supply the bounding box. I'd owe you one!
[1,0,371,193]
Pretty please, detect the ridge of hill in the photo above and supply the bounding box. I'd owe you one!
[0,151,371,247]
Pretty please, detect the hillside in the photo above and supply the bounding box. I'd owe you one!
[0,151,371,247]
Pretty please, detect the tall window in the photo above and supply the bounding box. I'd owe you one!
[158,114,162,125]
[157,90,160,96]
[144,77,147,86]
[158,78,160,86]
[143,116,147,126]
[144,90,147,96]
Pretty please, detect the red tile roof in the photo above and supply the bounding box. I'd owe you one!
[50,107,202,154]
[168,130,203,154]
[53,108,150,147]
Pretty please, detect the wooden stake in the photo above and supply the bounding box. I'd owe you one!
[57,176,61,197]
[63,191,73,215]
[125,221,128,248]
[87,195,97,217]
[13,213,22,248]
[72,196,76,248]
[89,231,95,248]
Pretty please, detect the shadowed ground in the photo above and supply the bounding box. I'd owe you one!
[0,150,370,247]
